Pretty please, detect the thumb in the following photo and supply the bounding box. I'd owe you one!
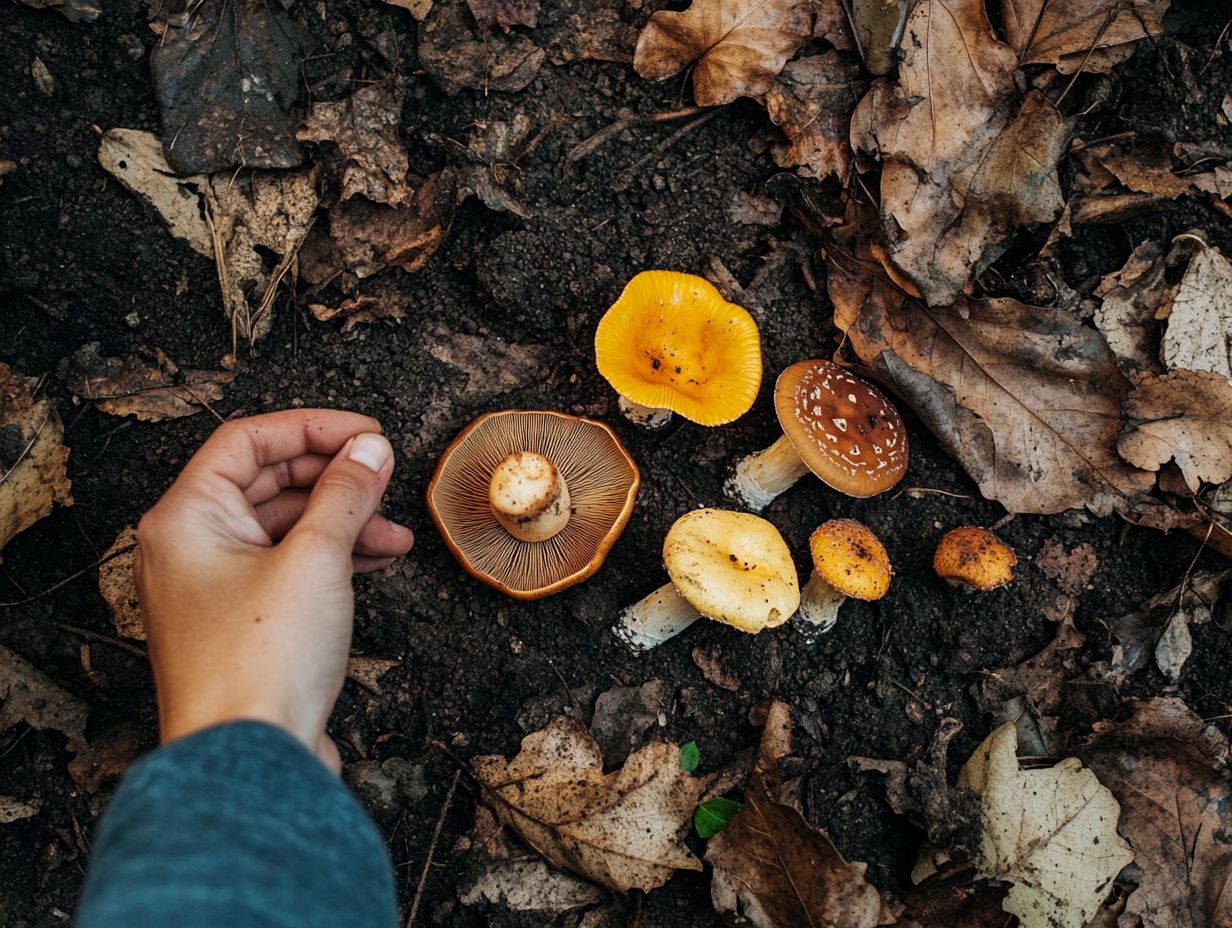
[286,433,394,561]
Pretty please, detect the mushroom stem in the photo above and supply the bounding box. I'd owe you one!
[488,451,572,543]
[724,434,810,511]
[613,582,701,651]
[618,395,673,430]
[796,570,847,640]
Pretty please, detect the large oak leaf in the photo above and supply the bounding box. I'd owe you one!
[633,0,813,106]
[1000,0,1170,73]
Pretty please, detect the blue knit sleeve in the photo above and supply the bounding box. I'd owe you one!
[75,721,397,928]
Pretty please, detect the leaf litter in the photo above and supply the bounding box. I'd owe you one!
[1,364,72,557]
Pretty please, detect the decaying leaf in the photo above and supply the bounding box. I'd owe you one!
[96,129,211,259]
[418,0,544,95]
[298,77,413,207]
[466,0,538,32]
[457,116,536,219]
[472,716,703,892]
[898,871,1011,928]
[309,292,408,330]
[206,167,320,342]
[1093,241,1169,378]
[17,0,99,22]
[1159,239,1232,383]
[829,258,1162,522]
[633,0,814,106]
[691,645,741,691]
[980,611,1087,716]
[345,656,399,694]
[766,52,864,182]
[1000,0,1171,73]
[385,0,433,19]
[0,796,42,824]
[588,679,669,766]
[0,644,88,754]
[67,344,234,422]
[852,0,1071,305]
[959,723,1133,928]
[847,0,911,74]
[1034,539,1099,597]
[150,0,305,175]
[99,526,143,641]
[1,364,72,555]
[1081,699,1232,928]
[1079,141,1217,201]
[1119,370,1232,492]
[1110,570,1227,684]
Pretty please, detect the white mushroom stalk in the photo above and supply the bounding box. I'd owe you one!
[724,434,810,511]
[617,395,673,430]
[488,451,572,543]
[796,571,847,640]
[613,582,702,651]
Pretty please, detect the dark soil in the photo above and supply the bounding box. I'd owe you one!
[2,1,1231,926]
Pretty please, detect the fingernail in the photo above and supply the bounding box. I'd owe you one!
[348,433,392,473]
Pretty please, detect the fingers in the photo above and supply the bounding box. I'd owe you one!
[243,453,333,505]
[181,410,383,493]
[255,489,414,556]
[284,433,400,565]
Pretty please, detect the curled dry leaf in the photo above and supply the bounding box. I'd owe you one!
[1000,0,1171,73]
[0,644,88,754]
[588,679,669,767]
[418,0,544,95]
[852,0,1071,305]
[298,76,413,207]
[959,723,1133,928]
[150,0,305,175]
[472,716,703,893]
[1119,370,1232,492]
[1080,698,1232,928]
[67,344,235,422]
[99,526,143,641]
[1093,240,1169,378]
[1,364,72,555]
[1078,141,1217,201]
[766,52,865,182]
[1110,570,1226,684]
[466,0,538,33]
[633,0,814,106]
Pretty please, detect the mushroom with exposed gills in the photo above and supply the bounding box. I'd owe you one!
[798,519,891,639]
[614,508,799,651]
[428,411,640,600]
[933,526,1017,591]
[595,271,762,429]
[726,359,908,511]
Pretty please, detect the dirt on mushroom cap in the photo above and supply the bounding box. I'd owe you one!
[933,526,1017,591]
[810,518,891,601]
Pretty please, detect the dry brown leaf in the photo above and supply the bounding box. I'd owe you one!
[418,0,544,95]
[1080,698,1232,928]
[309,293,407,329]
[67,344,234,422]
[298,77,413,207]
[1079,141,1218,200]
[691,645,741,691]
[588,680,669,767]
[766,52,864,182]
[1000,0,1170,73]
[829,258,1164,522]
[814,0,853,50]
[980,610,1087,716]
[18,0,98,20]
[898,872,1010,928]
[633,0,814,106]
[99,526,143,641]
[1119,370,1232,492]
[1159,239,1232,382]
[852,0,1070,305]
[1033,539,1099,596]
[345,656,399,694]
[0,644,88,753]
[466,0,538,32]
[1,364,72,556]
[847,0,910,73]
[472,716,702,892]
[1093,240,1169,377]
[386,0,433,19]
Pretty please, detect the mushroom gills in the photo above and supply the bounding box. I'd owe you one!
[618,395,673,430]
[613,582,702,651]
[796,571,847,640]
[488,451,572,543]
[724,434,810,511]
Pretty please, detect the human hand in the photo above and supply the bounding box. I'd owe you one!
[134,410,414,771]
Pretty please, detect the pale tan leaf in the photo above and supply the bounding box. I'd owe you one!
[1093,240,1169,377]
[67,344,234,422]
[0,796,42,824]
[99,527,143,641]
[385,0,432,20]
[633,0,814,106]
[1000,0,1170,73]
[1119,370,1232,492]
[345,657,399,694]
[0,644,88,752]
[960,723,1133,928]
[848,0,911,73]
[1,364,72,555]
[766,52,864,182]
[1159,240,1232,382]
[472,717,703,892]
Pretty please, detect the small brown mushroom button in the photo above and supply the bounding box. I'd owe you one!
[933,526,1017,591]
[798,518,891,638]
[725,360,908,511]
[428,411,639,600]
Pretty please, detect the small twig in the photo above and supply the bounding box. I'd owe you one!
[890,486,972,501]
[0,544,136,611]
[1201,15,1232,74]
[612,109,721,192]
[405,769,460,928]
[1055,3,1120,107]
[564,106,709,170]
[57,625,147,658]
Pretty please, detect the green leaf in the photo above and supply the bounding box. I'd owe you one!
[679,741,700,773]
[695,797,744,839]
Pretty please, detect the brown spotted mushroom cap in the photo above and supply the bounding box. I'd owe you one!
[773,360,908,497]
[933,526,1017,591]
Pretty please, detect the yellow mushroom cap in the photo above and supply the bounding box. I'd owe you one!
[663,508,799,633]
[594,271,762,426]
[933,526,1017,591]
[809,518,891,601]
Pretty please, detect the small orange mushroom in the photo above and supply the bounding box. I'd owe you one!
[595,271,762,428]
[933,526,1017,591]
[428,411,639,600]
[798,518,891,637]
[726,360,907,511]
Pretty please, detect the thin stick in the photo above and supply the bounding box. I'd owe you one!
[564,106,708,169]
[405,769,460,928]
[58,625,147,658]
[1055,3,1120,107]
[1201,15,1232,74]
[0,544,136,611]
[612,109,721,192]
